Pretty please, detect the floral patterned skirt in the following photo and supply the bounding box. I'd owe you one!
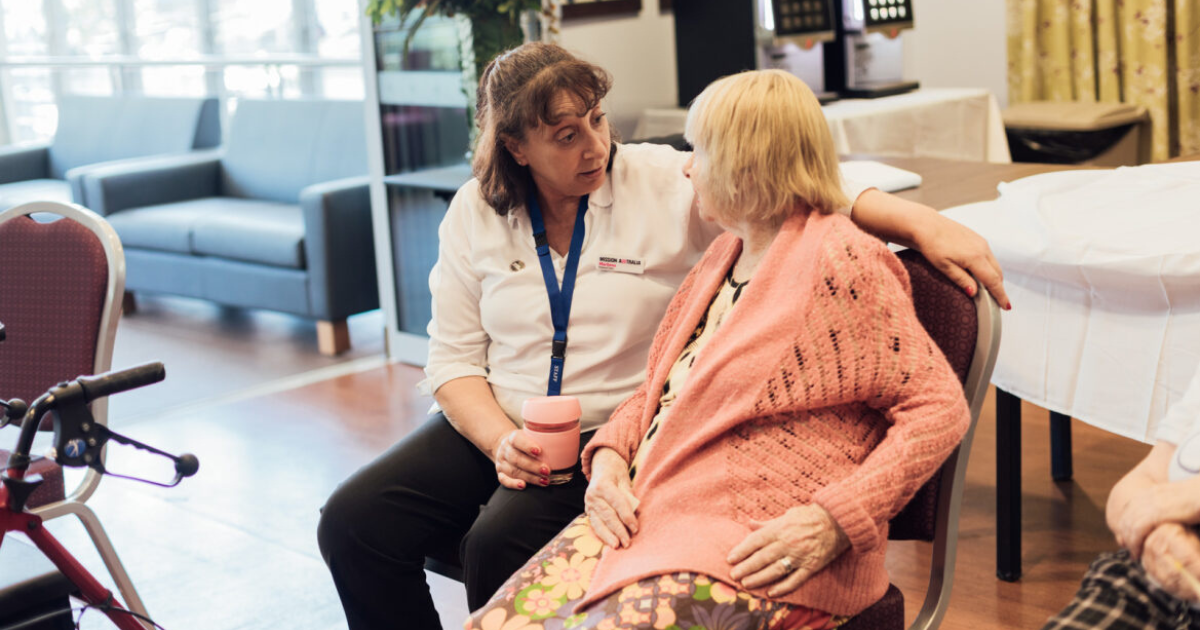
[464,515,847,630]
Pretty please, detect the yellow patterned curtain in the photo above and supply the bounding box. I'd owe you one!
[1007,0,1200,160]
[1178,2,1200,155]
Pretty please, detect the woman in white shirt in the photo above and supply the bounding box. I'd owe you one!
[317,42,1011,630]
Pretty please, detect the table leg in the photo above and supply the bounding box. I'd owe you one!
[1050,411,1074,481]
[996,388,1022,582]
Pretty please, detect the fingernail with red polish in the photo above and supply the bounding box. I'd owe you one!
[517,481,526,489]
[540,477,549,486]
[541,465,550,475]
[531,447,541,456]
[1005,302,1013,311]
[966,285,975,297]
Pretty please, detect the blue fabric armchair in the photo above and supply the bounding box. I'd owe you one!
[81,98,378,355]
[0,95,219,212]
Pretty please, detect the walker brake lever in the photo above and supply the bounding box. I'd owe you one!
[51,404,200,487]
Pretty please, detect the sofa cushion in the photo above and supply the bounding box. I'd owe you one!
[107,197,307,269]
[190,201,306,269]
[49,96,220,179]
[105,201,212,255]
[220,99,368,204]
[0,180,72,213]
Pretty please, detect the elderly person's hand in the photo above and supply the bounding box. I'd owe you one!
[1140,523,1200,603]
[1111,483,1173,560]
[584,447,639,548]
[1106,444,1200,560]
[492,429,551,490]
[726,504,850,597]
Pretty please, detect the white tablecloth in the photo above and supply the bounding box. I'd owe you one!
[633,88,1011,164]
[942,163,1200,442]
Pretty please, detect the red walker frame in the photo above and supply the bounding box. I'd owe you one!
[1,361,193,630]
[0,475,146,630]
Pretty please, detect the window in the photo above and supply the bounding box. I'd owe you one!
[133,0,202,58]
[58,0,122,57]
[315,0,361,59]
[5,69,55,143]
[211,0,294,56]
[0,0,364,142]
[3,1,49,56]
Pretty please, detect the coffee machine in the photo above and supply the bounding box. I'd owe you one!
[674,0,918,106]
[823,0,919,98]
[674,0,839,107]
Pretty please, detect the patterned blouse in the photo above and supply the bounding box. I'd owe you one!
[628,266,749,480]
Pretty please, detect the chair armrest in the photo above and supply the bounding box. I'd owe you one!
[81,153,221,216]
[65,149,221,209]
[0,143,50,185]
[300,175,379,320]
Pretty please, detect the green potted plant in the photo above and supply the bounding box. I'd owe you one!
[366,0,548,150]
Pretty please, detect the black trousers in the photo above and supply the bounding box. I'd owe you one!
[317,413,591,630]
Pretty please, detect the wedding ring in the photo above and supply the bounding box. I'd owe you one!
[779,556,796,573]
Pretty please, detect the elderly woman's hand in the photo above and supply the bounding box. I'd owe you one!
[727,504,850,597]
[1140,523,1200,603]
[584,447,639,549]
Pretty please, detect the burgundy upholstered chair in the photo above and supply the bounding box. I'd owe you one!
[836,248,1002,630]
[0,201,149,618]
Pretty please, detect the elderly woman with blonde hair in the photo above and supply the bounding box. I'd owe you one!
[465,69,972,630]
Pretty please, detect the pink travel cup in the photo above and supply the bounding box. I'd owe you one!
[522,396,582,485]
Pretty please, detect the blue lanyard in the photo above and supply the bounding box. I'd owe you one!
[527,192,589,396]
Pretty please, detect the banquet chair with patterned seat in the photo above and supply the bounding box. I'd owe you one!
[0,201,148,618]
[836,248,1002,630]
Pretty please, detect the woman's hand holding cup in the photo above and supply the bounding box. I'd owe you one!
[492,429,550,490]
[585,447,640,549]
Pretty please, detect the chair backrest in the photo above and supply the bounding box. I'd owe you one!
[49,95,220,179]
[0,201,125,505]
[220,98,369,204]
[888,248,1002,630]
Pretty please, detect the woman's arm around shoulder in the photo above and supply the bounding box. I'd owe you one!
[849,188,1012,310]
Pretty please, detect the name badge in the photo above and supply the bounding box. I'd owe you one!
[597,256,644,275]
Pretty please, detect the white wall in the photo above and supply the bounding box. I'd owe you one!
[903,0,1009,107]
[559,5,678,140]
[559,0,1010,139]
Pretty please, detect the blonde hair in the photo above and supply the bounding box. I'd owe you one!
[683,69,848,224]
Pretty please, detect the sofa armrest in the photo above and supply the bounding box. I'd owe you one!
[0,143,50,185]
[81,153,221,216]
[65,149,221,209]
[300,175,379,321]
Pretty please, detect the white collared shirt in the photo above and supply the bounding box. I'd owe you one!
[421,142,862,432]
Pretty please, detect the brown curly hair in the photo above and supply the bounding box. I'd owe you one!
[473,42,616,215]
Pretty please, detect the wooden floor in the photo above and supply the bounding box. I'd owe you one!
[18,296,1154,630]
[105,294,387,423]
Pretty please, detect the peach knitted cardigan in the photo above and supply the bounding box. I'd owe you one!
[579,210,971,616]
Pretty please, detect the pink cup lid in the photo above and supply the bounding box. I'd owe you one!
[522,396,582,426]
